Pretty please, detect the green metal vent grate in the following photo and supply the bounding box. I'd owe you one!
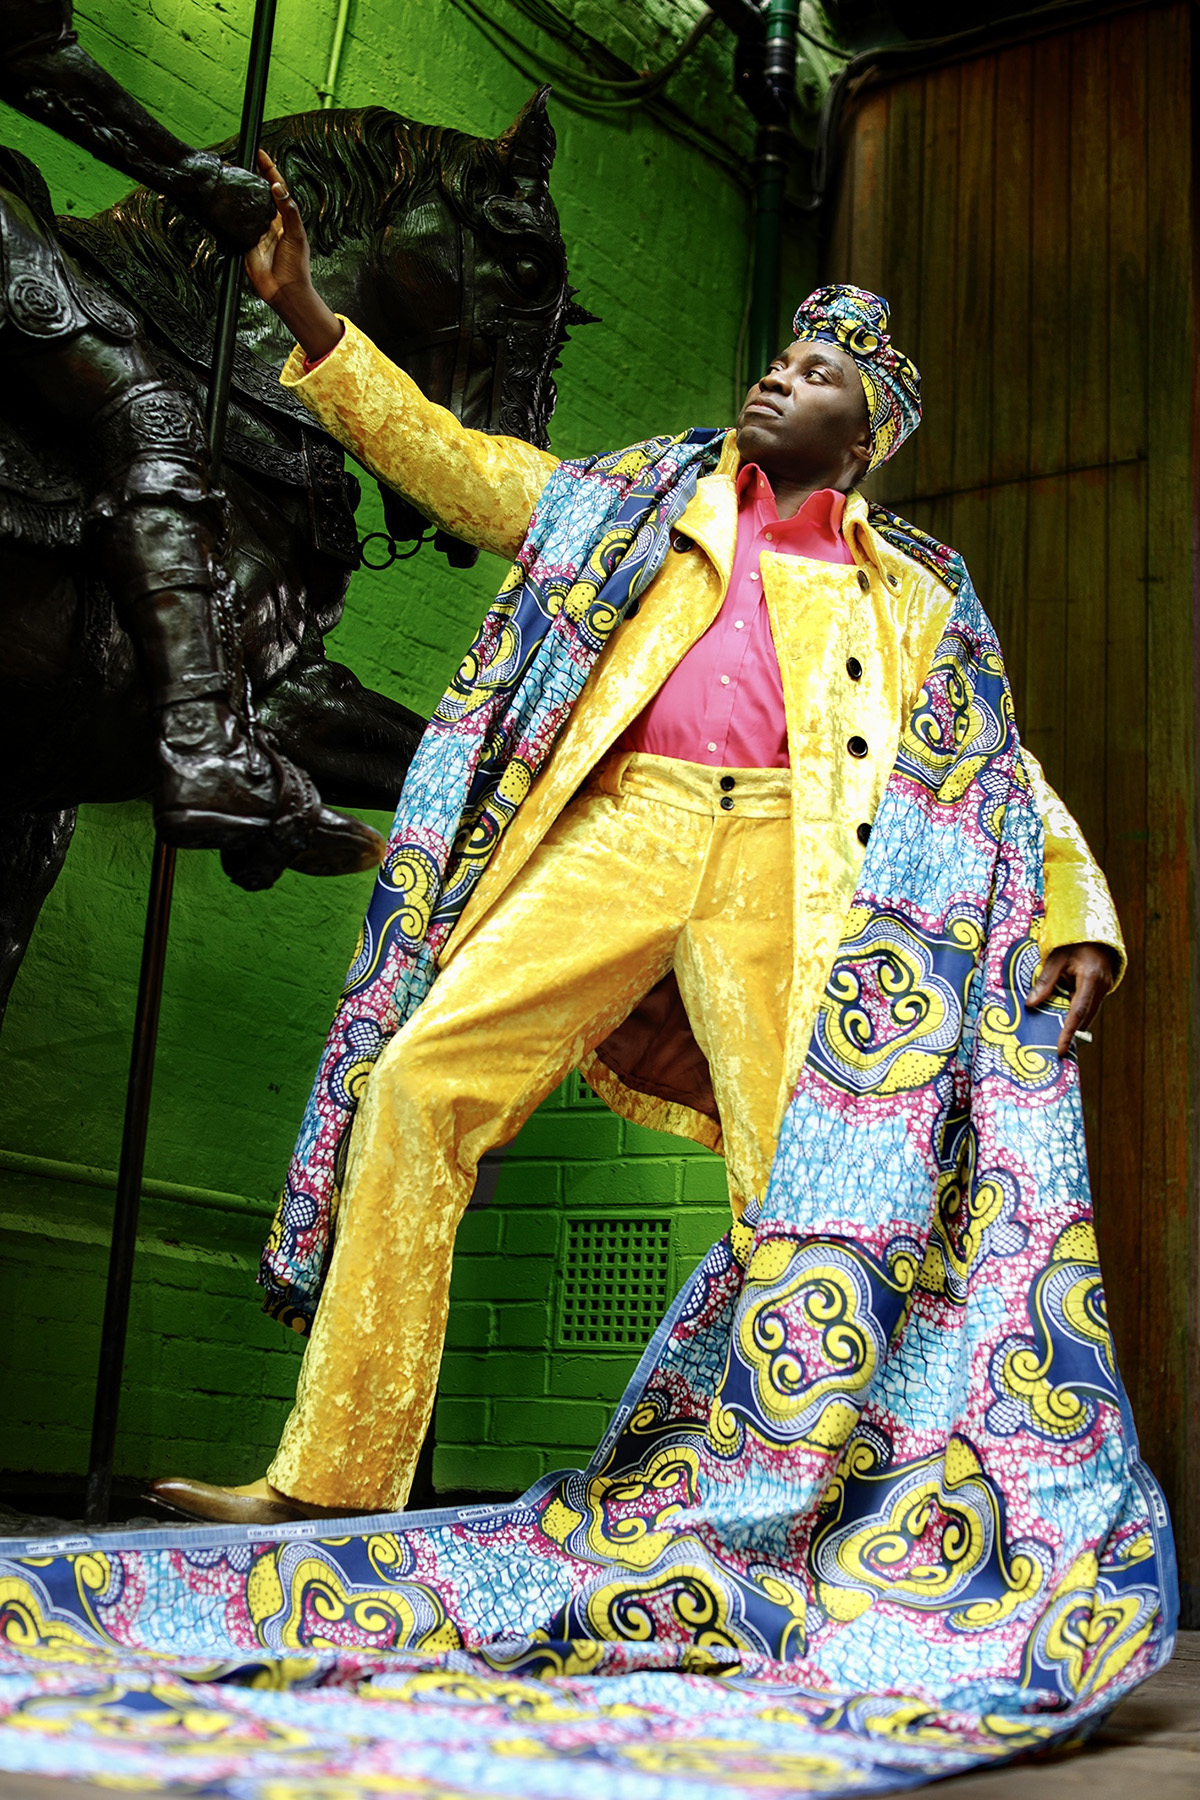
[557,1215,673,1348]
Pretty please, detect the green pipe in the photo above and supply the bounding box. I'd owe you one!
[0,1145,268,1218]
[747,0,800,382]
[320,0,353,109]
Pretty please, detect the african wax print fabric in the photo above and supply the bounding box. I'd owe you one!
[793,285,921,473]
[260,426,725,1330]
[0,553,1175,1799]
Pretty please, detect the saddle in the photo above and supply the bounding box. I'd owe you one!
[0,145,359,565]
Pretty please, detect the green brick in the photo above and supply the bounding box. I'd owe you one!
[258,1348,305,1400]
[121,1342,160,1389]
[160,1338,264,1399]
[444,1301,495,1350]
[4,1427,88,1476]
[561,1161,680,1211]
[6,1369,92,1423]
[547,1355,637,1403]
[449,1256,556,1303]
[434,1396,490,1441]
[682,1159,733,1205]
[437,1351,545,1398]
[455,1209,504,1254]
[490,1162,562,1209]
[494,1302,552,1349]
[621,1122,711,1158]
[511,1113,623,1160]
[491,1397,610,1447]
[498,1211,558,1258]
[17,1321,98,1379]
[166,1293,281,1350]
[675,1209,731,1260]
[432,1444,540,1497]
[197,1259,260,1300]
[257,1391,297,1440]
[140,1387,243,1445]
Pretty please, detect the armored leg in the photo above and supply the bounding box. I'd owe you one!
[0,174,383,887]
[86,379,382,886]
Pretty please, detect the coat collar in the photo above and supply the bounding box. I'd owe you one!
[676,432,887,590]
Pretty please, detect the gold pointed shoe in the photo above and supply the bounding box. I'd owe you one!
[146,1478,330,1526]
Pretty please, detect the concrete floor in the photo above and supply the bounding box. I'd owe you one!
[0,1632,1194,1798]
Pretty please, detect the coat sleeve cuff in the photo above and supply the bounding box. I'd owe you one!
[1023,747,1126,988]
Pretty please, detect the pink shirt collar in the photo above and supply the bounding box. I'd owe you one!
[735,463,848,558]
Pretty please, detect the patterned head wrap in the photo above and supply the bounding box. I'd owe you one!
[792,284,921,473]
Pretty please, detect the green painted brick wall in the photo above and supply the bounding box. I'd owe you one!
[0,0,831,1496]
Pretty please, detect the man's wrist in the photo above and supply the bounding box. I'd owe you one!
[276,292,344,362]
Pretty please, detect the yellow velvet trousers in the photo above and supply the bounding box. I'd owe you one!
[269,752,794,1510]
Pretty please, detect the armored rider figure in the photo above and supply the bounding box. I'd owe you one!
[0,0,381,883]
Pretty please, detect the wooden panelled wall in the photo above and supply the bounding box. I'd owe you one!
[826,0,1197,1613]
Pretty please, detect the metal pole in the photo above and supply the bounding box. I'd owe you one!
[747,0,800,382]
[83,836,176,1525]
[84,0,280,1527]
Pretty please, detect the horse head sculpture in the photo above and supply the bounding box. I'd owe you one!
[85,90,594,562]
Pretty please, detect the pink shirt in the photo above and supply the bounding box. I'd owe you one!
[622,466,853,768]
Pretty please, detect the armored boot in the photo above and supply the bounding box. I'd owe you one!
[89,383,384,889]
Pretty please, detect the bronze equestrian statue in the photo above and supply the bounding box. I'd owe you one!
[0,2,589,1025]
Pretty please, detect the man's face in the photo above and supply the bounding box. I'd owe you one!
[736,338,872,483]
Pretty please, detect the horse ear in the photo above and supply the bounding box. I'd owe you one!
[496,86,556,196]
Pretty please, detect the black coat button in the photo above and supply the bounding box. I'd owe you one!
[719,794,734,810]
[857,822,871,845]
[856,568,870,591]
[626,600,641,619]
[846,656,862,681]
[673,533,693,552]
[719,775,735,791]
[848,735,869,758]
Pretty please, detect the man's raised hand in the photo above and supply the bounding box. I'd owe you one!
[244,150,343,361]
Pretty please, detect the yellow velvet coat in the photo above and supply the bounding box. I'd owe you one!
[282,321,1123,1156]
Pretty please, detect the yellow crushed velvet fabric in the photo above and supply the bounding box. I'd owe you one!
[269,754,795,1510]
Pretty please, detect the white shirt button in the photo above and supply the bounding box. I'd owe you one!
[734,619,745,629]
[764,531,773,541]
[720,675,730,686]
[749,571,761,582]
[707,741,717,753]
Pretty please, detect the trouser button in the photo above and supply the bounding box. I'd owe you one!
[720,794,734,810]
[719,775,735,791]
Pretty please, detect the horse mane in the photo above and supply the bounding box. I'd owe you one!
[91,107,510,312]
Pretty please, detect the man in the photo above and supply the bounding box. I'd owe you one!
[0,1,381,882]
[155,166,1120,1522]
